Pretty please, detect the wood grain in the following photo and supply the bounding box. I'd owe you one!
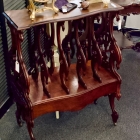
[3,0,123,30]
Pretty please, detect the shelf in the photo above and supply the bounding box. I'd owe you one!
[29,61,118,119]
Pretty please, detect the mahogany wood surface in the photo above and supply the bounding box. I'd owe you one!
[29,61,118,119]
[3,0,123,30]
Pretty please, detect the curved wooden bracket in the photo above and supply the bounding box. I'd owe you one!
[108,12,122,83]
[57,21,69,94]
[74,20,87,89]
[89,16,102,82]
[34,25,50,97]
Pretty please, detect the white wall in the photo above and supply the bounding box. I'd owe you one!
[125,14,140,29]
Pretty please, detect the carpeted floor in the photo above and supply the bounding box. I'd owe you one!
[0,35,140,140]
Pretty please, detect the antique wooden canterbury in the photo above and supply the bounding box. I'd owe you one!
[3,1,123,140]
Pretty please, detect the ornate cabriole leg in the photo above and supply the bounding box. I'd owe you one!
[74,20,87,89]
[108,93,119,126]
[57,22,69,94]
[89,16,102,83]
[27,122,35,140]
[15,103,23,127]
[8,22,34,140]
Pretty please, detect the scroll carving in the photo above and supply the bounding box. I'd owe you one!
[8,22,34,139]
[95,12,122,99]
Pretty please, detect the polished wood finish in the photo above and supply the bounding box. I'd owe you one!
[3,1,123,140]
[31,61,119,119]
[3,0,123,30]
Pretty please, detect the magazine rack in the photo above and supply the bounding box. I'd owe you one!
[3,1,123,140]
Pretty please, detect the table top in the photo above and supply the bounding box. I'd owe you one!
[3,0,123,30]
[111,0,140,15]
[111,0,140,7]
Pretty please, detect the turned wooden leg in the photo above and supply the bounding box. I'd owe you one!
[15,104,23,127]
[27,122,35,140]
[108,93,119,126]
